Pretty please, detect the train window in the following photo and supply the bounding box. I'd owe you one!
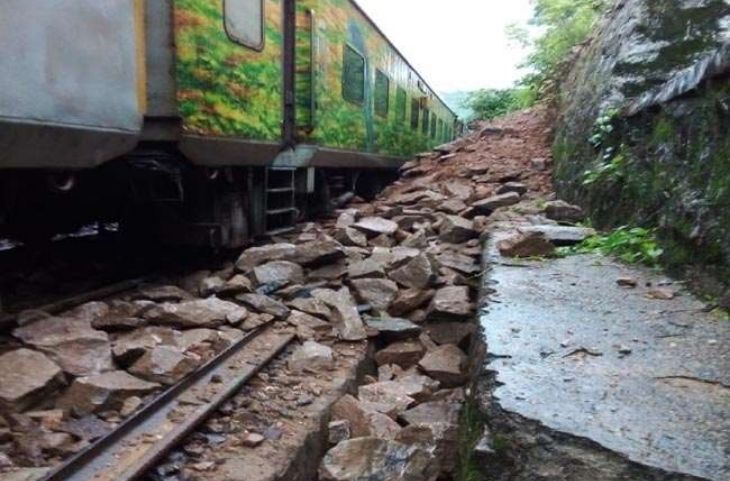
[410,98,420,130]
[396,88,407,123]
[225,0,265,51]
[438,119,444,141]
[422,108,430,136]
[342,45,365,104]
[374,70,390,117]
[430,116,437,139]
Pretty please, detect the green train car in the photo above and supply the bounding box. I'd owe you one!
[0,0,458,247]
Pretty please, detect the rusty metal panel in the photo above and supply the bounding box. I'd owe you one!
[0,0,143,168]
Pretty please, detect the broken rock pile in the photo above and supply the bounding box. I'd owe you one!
[0,107,576,480]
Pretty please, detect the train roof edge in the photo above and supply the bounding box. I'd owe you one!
[347,0,459,121]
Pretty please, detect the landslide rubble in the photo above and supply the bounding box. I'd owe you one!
[1,107,566,481]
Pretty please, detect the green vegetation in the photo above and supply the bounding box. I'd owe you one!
[511,0,611,96]
[558,226,665,266]
[461,88,536,121]
[463,0,609,121]
[458,399,487,481]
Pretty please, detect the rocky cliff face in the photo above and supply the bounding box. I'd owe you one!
[553,0,729,291]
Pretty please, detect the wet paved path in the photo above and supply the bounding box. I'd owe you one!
[480,228,730,480]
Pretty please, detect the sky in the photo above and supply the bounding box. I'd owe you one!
[356,0,534,94]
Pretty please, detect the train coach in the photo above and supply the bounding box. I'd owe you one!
[0,0,459,248]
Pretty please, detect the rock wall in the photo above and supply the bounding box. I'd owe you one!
[553,0,730,291]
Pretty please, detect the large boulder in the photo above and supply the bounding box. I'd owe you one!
[57,370,159,414]
[0,349,63,412]
[129,345,201,385]
[544,200,585,223]
[399,401,462,426]
[13,317,113,377]
[235,243,297,272]
[352,217,400,238]
[373,340,425,368]
[358,381,417,418]
[424,322,476,348]
[438,216,477,244]
[496,231,555,258]
[443,181,474,201]
[348,259,386,279]
[236,293,290,319]
[427,286,473,322]
[435,252,480,275]
[287,297,332,319]
[521,225,596,246]
[319,437,438,481]
[350,279,399,312]
[335,227,368,248]
[472,192,521,214]
[396,422,460,477]
[177,328,227,353]
[112,326,182,366]
[364,317,421,341]
[418,345,467,388]
[286,310,331,332]
[330,395,401,440]
[361,376,438,406]
[144,298,248,329]
[294,238,346,267]
[312,288,367,341]
[388,255,436,290]
[288,341,334,372]
[390,289,435,317]
[253,261,304,286]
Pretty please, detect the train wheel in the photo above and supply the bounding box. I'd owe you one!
[354,171,385,201]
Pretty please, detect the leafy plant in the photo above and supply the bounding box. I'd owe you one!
[582,149,626,185]
[558,226,665,266]
[589,108,620,148]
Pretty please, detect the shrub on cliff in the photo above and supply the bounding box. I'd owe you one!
[510,0,610,97]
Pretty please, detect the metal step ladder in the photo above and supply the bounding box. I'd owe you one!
[265,167,297,235]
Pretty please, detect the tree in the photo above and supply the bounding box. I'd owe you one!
[462,88,536,121]
[511,0,610,95]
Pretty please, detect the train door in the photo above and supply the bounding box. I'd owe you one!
[292,0,318,142]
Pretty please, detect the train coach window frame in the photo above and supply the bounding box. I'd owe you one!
[422,108,430,136]
[224,0,265,51]
[410,98,420,130]
[396,88,407,123]
[342,44,366,105]
[430,115,437,139]
[374,70,390,118]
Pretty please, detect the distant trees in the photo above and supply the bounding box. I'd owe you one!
[462,88,535,121]
[465,0,609,121]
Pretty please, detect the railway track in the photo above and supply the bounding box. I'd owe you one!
[38,323,293,481]
[0,278,148,330]
[0,233,295,480]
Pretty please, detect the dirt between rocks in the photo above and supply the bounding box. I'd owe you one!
[0,107,561,481]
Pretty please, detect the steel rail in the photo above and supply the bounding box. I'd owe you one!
[0,277,148,330]
[40,323,294,481]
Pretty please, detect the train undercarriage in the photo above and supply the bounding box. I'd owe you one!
[0,150,396,249]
